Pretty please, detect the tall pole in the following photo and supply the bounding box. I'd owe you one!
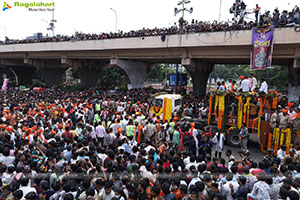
[110,8,118,33]
[175,64,179,94]
[52,6,55,36]
[208,72,212,91]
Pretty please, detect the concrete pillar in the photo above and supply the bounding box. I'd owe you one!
[288,63,300,102]
[110,59,147,89]
[10,66,36,86]
[40,68,66,87]
[182,58,213,96]
[29,60,66,87]
[74,60,104,88]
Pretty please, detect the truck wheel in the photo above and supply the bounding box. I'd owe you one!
[226,129,241,147]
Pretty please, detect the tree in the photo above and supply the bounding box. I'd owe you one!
[211,65,288,91]
[146,64,177,82]
[99,67,127,89]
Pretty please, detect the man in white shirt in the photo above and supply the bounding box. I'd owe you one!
[111,119,122,134]
[221,173,239,200]
[185,155,199,172]
[19,178,37,197]
[259,78,268,94]
[289,107,296,119]
[96,121,106,146]
[277,145,286,162]
[121,117,128,132]
[249,74,257,92]
[0,148,15,167]
[142,162,156,184]
[239,77,251,92]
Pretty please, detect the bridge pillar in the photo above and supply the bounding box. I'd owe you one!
[73,60,105,88]
[29,60,66,87]
[288,62,300,102]
[10,66,36,86]
[110,59,147,89]
[40,68,66,87]
[182,59,213,96]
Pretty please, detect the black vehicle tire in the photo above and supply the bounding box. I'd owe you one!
[226,129,241,147]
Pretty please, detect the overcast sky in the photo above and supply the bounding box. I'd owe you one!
[0,0,298,40]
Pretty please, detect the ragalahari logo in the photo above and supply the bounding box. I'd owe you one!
[3,2,12,11]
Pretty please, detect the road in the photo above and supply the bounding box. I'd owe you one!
[214,133,265,162]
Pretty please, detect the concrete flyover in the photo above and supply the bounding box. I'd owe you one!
[0,27,299,98]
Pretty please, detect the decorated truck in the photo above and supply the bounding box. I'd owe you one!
[207,90,299,154]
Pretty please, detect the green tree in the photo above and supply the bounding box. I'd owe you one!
[211,65,288,91]
[146,64,176,82]
[99,67,127,89]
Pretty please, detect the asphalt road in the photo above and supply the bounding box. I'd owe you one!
[213,133,265,162]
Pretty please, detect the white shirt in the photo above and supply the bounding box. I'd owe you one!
[95,125,105,138]
[97,153,107,162]
[188,177,201,193]
[20,186,37,198]
[122,119,128,131]
[240,79,251,92]
[144,145,155,153]
[186,162,199,172]
[250,77,257,91]
[221,181,239,200]
[111,123,122,134]
[277,149,286,162]
[219,85,226,91]
[142,171,156,184]
[289,110,296,119]
[259,81,268,93]
[191,128,199,149]
[0,156,15,166]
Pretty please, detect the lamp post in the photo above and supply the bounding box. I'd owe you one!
[174,0,193,33]
[42,0,56,37]
[110,8,118,33]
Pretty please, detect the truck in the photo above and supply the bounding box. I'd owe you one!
[207,90,298,154]
[149,94,182,122]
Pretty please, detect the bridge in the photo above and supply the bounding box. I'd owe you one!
[0,27,299,100]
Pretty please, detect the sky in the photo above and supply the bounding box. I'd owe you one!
[0,0,298,40]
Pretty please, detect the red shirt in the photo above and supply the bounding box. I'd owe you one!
[62,131,73,140]
[251,168,265,177]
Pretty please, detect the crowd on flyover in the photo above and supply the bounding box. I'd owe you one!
[0,3,299,45]
[0,86,300,200]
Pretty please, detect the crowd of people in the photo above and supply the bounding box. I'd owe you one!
[0,87,299,200]
[0,3,299,45]
[215,74,268,94]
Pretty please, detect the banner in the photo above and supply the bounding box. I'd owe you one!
[1,78,8,91]
[251,26,275,70]
[169,74,187,86]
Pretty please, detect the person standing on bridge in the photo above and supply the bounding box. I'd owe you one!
[239,123,249,153]
[254,4,261,24]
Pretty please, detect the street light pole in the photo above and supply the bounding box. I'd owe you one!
[45,0,57,37]
[174,0,193,34]
[110,8,118,33]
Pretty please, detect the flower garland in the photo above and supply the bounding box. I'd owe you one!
[151,106,163,116]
